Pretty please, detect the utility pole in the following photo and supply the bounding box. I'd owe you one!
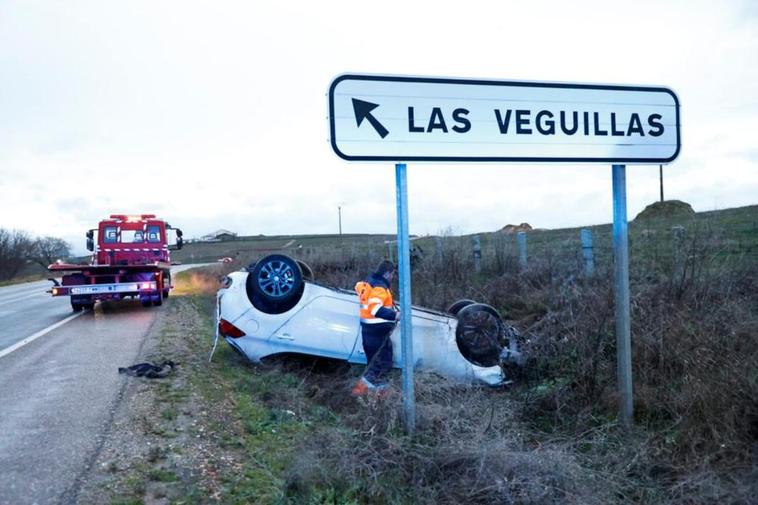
[338,206,342,235]
[659,164,664,202]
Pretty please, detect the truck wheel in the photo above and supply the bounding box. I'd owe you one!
[152,295,163,307]
[455,303,504,368]
[83,302,95,311]
[71,302,83,312]
[246,254,304,314]
[446,299,476,316]
[163,274,171,298]
[141,298,152,308]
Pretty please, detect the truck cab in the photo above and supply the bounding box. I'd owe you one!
[89,214,180,266]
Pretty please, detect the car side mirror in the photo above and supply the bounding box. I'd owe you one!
[86,230,94,252]
[177,236,183,250]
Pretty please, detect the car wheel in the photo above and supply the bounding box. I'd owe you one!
[446,299,476,316]
[296,260,314,281]
[247,254,304,314]
[455,303,504,368]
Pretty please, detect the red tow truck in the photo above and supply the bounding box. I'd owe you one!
[48,214,184,311]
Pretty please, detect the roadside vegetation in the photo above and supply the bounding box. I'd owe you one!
[82,203,757,504]
[0,228,71,282]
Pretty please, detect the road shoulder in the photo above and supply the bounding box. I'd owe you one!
[75,295,233,504]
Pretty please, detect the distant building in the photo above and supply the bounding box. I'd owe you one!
[200,229,238,242]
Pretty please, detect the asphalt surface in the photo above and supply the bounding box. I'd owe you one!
[0,279,72,352]
[0,264,205,504]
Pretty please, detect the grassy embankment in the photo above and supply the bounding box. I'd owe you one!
[88,203,757,504]
[102,269,608,504]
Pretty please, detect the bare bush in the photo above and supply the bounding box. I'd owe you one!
[508,229,758,503]
[275,223,757,504]
[0,229,35,280]
[286,373,611,505]
[30,236,71,268]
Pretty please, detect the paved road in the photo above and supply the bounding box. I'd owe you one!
[0,264,208,504]
[0,279,72,353]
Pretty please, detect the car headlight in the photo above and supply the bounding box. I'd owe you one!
[220,276,233,289]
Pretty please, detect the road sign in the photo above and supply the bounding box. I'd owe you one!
[329,74,680,163]
[329,72,682,431]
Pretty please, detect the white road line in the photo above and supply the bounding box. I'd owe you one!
[0,292,46,307]
[0,312,84,360]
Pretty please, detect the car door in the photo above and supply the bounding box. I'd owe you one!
[267,284,361,361]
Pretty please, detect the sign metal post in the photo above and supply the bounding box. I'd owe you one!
[612,164,633,427]
[395,162,415,433]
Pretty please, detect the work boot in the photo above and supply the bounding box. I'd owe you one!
[351,377,376,396]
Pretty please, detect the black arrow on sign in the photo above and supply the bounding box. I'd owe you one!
[352,98,389,138]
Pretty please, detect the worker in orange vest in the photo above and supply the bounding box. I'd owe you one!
[352,260,399,395]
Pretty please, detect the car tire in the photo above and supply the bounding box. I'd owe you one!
[455,303,504,368]
[446,299,476,316]
[247,254,304,314]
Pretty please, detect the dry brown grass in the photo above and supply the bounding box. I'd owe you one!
[264,228,758,504]
[282,371,613,505]
[172,262,241,296]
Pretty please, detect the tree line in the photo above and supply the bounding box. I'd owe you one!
[0,229,71,281]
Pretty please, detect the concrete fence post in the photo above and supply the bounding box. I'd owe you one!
[435,236,443,264]
[672,225,686,281]
[517,231,528,269]
[581,228,595,276]
[472,235,482,273]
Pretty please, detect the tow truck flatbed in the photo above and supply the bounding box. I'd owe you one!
[48,262,171,272]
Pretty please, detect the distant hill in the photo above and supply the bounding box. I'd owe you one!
[164,203,758,267]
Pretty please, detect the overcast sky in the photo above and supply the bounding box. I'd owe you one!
[1,0,756,253]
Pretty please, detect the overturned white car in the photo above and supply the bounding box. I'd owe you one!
[215,254,521,386]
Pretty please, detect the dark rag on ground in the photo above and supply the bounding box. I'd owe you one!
[118,361,176,379]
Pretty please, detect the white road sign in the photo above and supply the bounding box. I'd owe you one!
[328,74,681,163]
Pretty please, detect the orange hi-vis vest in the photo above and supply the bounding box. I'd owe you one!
[355,280,394,324]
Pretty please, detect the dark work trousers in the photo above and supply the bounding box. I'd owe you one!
[360,323,394,385]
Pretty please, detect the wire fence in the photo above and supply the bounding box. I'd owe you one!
[176,207,758,288]
[285,208,758,284]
